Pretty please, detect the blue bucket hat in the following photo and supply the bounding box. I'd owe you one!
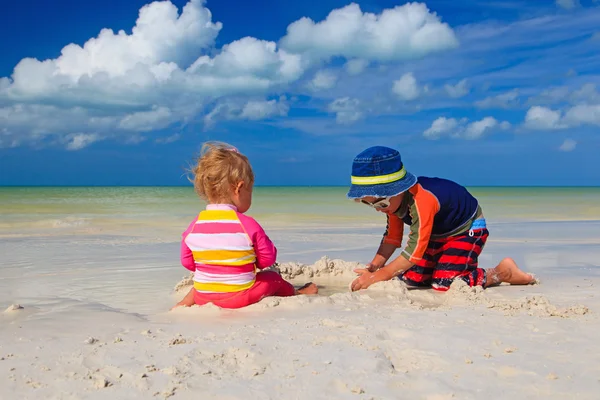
[346,146,417,199]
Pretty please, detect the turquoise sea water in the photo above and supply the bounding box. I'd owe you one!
[1,186,600,238]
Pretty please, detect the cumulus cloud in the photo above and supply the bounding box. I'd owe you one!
[475,89,519,109]
[423,117,459,139]
[559,139,577,152]
[327,97,363,124]
[279,2,458,62]
[392,73,420,101]
[423,116,509,139]
[308,70,338,91]
[118,107,174,132]
[444,79,469,98]
[65,134,101,151]
[525,102,600,130]
[0,0,460,150]
[524,106,565,130]
[563,104,600,126]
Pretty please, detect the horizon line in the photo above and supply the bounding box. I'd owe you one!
[1,184,600,189]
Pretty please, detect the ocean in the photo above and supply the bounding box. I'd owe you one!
[2,186,600,239]
[2,185,600,316]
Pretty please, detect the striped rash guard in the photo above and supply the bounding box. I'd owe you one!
[382,177,483,264]
[180,204,277,294]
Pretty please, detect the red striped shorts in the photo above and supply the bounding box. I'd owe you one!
[400,228,489,291]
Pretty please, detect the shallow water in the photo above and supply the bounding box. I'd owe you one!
[1,186,600,317]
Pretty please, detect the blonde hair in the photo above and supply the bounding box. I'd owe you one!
[190,141,254,202]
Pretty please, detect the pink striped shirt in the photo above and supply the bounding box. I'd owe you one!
[180,204,277,274]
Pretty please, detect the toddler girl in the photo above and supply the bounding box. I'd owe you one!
[173,142,317,309]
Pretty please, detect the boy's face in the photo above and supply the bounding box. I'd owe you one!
[358,192,404,214]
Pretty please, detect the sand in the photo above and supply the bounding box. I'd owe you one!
[2,220,600,399]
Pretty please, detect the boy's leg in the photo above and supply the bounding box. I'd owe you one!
[484,258,535,287]
[431,228,489,291]
[399,241,441,288]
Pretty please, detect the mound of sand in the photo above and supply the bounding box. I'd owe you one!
[172,257,589,318]
[445,280,589,318]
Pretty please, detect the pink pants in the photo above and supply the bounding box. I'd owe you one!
[193,271,296,309]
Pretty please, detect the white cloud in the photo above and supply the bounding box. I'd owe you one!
[475,89,519,109]
[118,106,174,132]
[308,70,338,91]
[525,102,600,130]
[392,73,420,101]
[423,116,509,139]
[279,2,458,62]
[327,97,363,124]
[570,83,600,104]
[423,117,458,139]
[65,133,101,151]
[240,99,290,120]
[345,59,369,75]
[527,84,600,107]
[0,0,461,150]
[559,139,577,152]
[203,97,289,128]
[524,106,565,130]
[556,0,581,10]
[563,104,600,126]
[464,117,502,139]
[444,79,469,98]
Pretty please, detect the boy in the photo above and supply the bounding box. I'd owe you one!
[347,146,535,292]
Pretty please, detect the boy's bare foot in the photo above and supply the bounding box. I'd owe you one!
[296,282,318,295]
[485,257,536,288]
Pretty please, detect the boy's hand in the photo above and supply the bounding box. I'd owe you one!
[350,269,377,291]
[366,262,381,272]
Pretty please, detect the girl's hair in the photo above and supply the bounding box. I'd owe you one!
[190,141,254,202]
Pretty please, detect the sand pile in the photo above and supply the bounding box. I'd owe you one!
[174,256,362,294]
[173,257,589,318]
[445,280,589,318]
[270,256,364,280]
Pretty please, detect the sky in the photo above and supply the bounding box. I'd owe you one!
[0,0,599,186]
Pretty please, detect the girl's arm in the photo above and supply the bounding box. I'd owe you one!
[180,219,197,272]
[238,214,277,268]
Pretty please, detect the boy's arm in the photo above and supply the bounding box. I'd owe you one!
[369,214,403,270]
[351,189,439,291]
[399,189,439,265]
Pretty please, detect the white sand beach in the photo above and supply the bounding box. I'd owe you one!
[1,187,599,399]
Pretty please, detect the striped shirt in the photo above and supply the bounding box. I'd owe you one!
[180,204,277,294]
[382,177,482,264]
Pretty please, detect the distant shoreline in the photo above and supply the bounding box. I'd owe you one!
[1,185,600,189]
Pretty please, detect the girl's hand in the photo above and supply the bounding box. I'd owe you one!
[350,269,377,291]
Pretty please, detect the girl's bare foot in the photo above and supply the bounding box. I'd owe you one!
[171,287,196,310]
[485,257,536,288]
[296,282,318,295]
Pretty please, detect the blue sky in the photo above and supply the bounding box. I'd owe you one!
[1,0,599,186]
